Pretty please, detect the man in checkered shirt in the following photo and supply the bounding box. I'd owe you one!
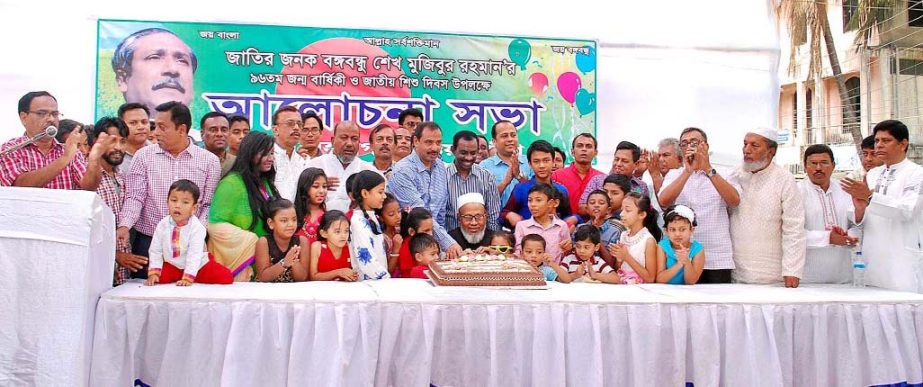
[116,101,221,279]
[1,91,114,190]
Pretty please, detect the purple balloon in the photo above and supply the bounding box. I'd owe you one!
[557,72,582,105]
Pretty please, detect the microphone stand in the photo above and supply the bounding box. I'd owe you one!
[0,127,57,158]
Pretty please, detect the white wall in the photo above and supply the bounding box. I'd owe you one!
[0,0,779,167]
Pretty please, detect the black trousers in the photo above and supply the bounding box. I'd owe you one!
[698,269,732,284]
[129,231,153,279]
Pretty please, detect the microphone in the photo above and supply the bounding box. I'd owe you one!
[0,126,60,158]
[43,125,58,138]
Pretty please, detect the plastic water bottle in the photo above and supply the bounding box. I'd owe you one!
[852,250,866,287]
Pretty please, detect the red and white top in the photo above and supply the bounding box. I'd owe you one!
[0,136,86,189]
[148,215,208,282]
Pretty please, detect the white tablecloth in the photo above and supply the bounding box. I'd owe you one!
[91,280,923,387]
[0,187,115,387]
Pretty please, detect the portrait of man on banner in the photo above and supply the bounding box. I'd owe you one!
[111,28,198,115]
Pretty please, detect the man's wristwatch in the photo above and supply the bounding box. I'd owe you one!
[705,168,718,178]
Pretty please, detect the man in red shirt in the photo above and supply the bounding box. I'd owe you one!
[551,133,603,217]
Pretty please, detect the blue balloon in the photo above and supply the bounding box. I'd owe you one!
[575,88,596,116]
[576,46,596,74]
[508,38,532,70]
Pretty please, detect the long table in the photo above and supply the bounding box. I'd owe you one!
[90,280,923,387]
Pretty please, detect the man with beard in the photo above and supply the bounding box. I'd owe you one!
[369,123,395,178]
[297,111,323,159]
[117,102,152,175]
[307,120,379,212]
[841,120,923,292]
[272,106,309,200]
[91,117,140,285]
[446,130,501,231]
[389,121,463,259]
[200,111,235,177]
[728,128,805,287]
[799,144,865,284]
[394,108,421,162]
[112,28,196,114]
[449,193,495,250]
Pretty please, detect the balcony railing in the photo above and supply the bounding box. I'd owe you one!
[823,124,859,144]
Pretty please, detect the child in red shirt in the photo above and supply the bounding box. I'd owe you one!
[397,208,434,277]
[408,233,440,279]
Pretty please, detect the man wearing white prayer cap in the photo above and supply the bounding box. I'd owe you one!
[728,128,806,287]
[448,192,495,251]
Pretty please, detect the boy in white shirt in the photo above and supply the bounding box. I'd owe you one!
[146,180,233,286]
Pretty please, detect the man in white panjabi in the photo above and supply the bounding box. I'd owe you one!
[842,120,923,292]
[307,120,380,212]
[728,128,806,287]
[272,106,310,200]
[799,144,866,284]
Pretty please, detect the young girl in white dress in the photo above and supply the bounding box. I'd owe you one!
[609,192,662,284]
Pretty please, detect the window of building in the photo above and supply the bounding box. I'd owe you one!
[806,88,813,129]
[910,0,923,27]
[843,0,859,31]
[842,77,860,134]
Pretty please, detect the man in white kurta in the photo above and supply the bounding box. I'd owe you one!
[729,129,806,287]
[799,145,865,284]
[842,120,923,292]
[272,107,310,200]
[307,120,380,212]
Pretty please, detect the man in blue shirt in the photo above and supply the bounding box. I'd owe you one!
[388,121,463,259]
[500,140,577,228]
[479,120,533,207]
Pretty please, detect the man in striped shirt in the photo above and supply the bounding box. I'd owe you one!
[116,101,221,278]
[446,130,501,231]
[1,91,113,191]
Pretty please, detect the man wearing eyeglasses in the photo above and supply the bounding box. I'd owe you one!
[1,91,114,190]
[368,123,396,178]
[307,120,380,212]
[658,127,741,284]
[297,112,323,159]
[448,192,495,251]
[798,144,864,284]
[272,106,310,200]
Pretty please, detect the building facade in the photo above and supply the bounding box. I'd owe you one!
[777,0,923,173]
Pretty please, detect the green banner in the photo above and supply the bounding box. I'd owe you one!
[96,19,596,157]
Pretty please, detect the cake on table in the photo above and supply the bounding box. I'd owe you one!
[427,253,547,287]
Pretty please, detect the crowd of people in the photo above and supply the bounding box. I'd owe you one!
[2,90,922,290]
